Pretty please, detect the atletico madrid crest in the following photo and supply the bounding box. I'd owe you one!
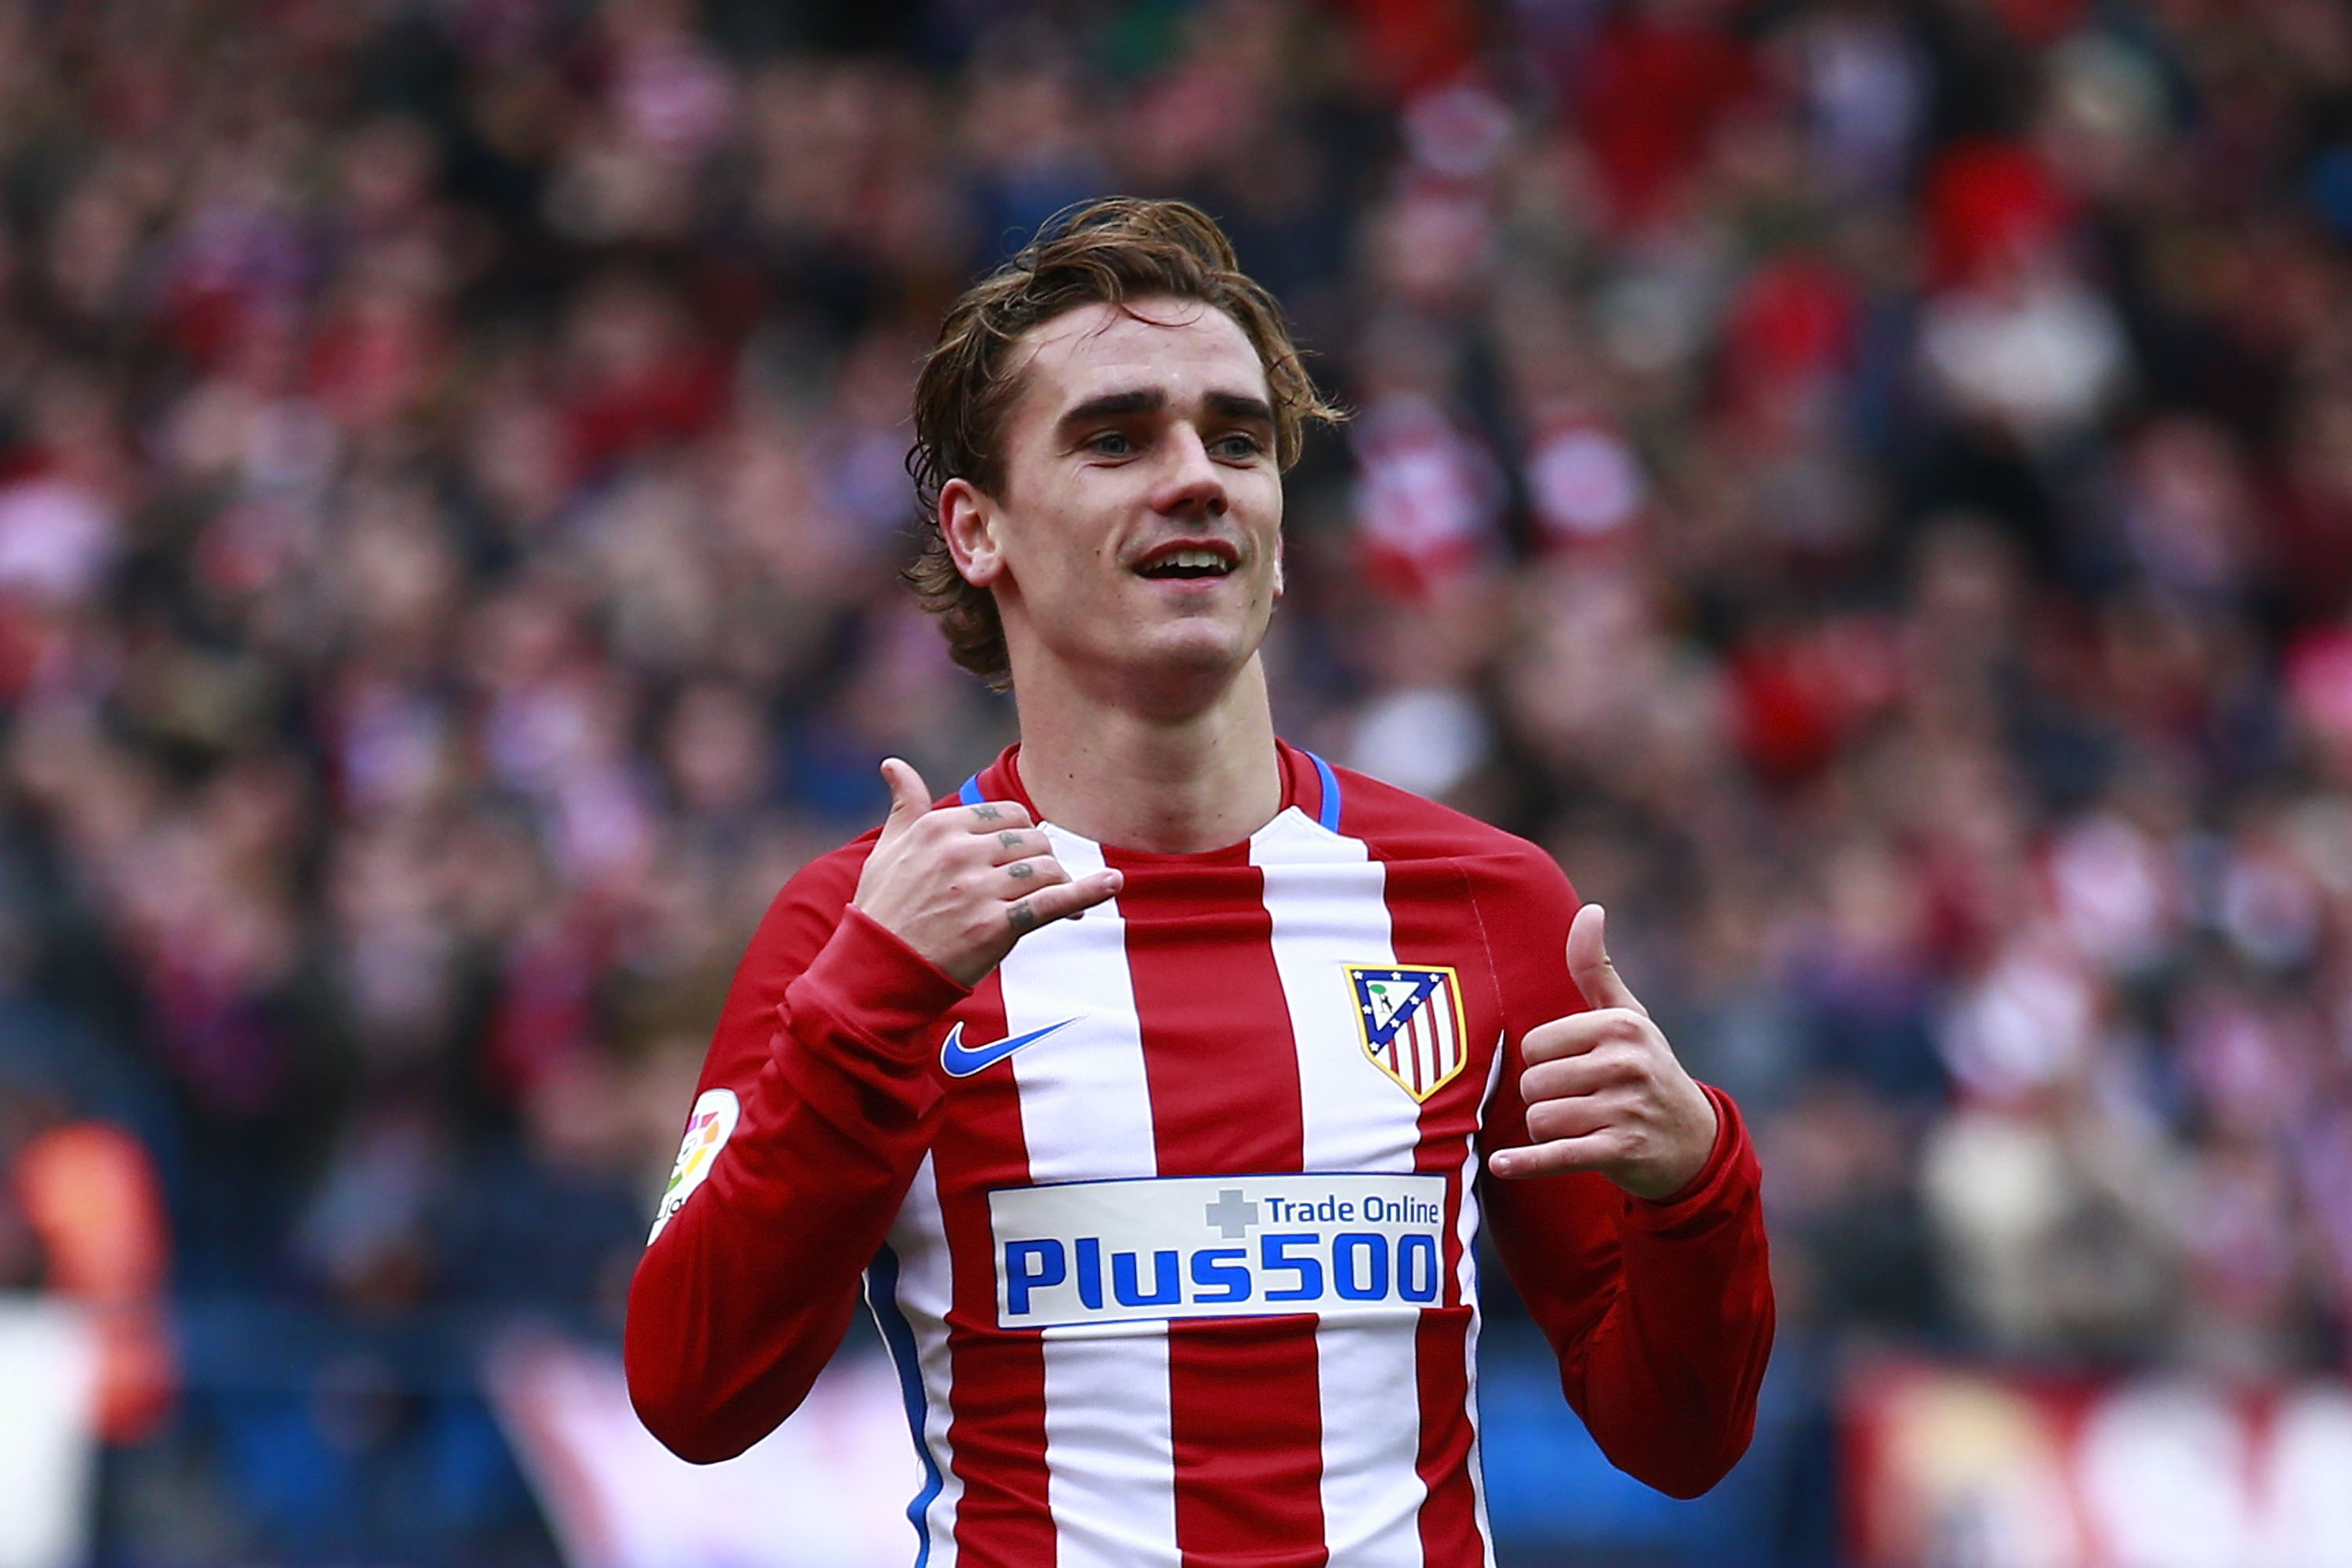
[1345,964,1468,1102]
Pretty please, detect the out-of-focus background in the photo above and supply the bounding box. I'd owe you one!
[2,0,2351,1563]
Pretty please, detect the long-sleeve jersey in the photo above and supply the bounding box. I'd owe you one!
[626,742,1773,1567]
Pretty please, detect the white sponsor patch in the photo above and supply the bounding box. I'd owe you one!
[648,1087,739,1243]
[989,1172,1449,1332]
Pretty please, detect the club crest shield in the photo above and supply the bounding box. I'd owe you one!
[1345,964,1468,1102]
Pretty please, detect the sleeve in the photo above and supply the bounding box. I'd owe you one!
[1472,849,1776,1500]
[623,840,971,1463]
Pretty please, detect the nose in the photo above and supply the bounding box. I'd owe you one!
[1154,424,1228,517]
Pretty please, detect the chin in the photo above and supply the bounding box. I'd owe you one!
[1147,609,1268,666]
[1099,621,1264,699]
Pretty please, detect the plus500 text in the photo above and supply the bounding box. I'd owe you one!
[986,1172,1452,1330]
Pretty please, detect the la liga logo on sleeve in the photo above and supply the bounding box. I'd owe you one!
[648,1087,739,1243]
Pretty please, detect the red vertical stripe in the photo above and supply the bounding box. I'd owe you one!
[1411,1301,1481,1562]
[931,975,1059,1568]
[1110,848,1330,1566]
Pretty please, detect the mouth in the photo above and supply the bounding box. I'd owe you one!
[1132,541,1240,581]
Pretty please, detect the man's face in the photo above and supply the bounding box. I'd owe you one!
[945,296,1285,702]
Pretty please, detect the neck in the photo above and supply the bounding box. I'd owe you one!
[1009,657,1284,853]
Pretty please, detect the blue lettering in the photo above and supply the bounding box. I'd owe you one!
[1075,1236,1103,1310]
[1190,1247,1250,1304]
[1112,1248,1181,1306]
[1334,1232,1388,1300]
[1398,1234,1440,1302]
[1261,1232,1324,1302]
[1005,1240,1066,1316]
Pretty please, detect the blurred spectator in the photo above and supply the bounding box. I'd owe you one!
[1,1079,176,1443]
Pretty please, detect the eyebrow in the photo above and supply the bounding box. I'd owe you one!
[1205,391,1276,427]
[1053,387,1277,441]
[1056,389,1164,434]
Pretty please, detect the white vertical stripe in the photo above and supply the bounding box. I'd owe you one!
[1253,807,1428,1568]
[883,1153,964,1568]
[1030,1328,1177,1566]
[1461,1047,1507,1568]
[998,827,1181,1568]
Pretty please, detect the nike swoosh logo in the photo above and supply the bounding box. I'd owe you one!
[941,1018,1082,1078]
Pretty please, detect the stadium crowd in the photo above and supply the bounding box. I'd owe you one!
[2,0,2351,1557]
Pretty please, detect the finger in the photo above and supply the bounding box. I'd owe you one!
[1521,1090,1615,1145]
[1520,1007,1647,1065]
[878,757,934,838]
[1000,855,1071,891]
[963,798,1033,829]
[1518,1052,1621,1104]
[1487,1131,1624,1181]
[982,828,1050,865]
[1566,903,1647,1018]
[1005,869,1123,937]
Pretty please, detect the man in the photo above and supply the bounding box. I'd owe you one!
[626,198,1772,1565]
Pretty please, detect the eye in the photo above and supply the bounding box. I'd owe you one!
[1087,430,1136,457]
[1210,432,1265,460]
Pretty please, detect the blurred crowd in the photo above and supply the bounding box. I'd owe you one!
[2,0,2352,1554]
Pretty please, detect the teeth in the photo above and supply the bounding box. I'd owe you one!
[1167,549,1223,569]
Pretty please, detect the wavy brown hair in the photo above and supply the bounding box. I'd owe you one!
[906,198,1341,689]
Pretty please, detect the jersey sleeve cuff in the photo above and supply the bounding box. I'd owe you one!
[767,909,967,1140]
[1618,1084,1757,1236]
[786,906,971,1061]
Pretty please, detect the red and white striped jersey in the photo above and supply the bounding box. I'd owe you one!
[626,743,1772,1568]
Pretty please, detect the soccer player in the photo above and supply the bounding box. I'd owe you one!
[625,199,1772,1565]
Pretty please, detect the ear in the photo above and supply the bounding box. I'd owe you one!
[941,477,1004,587]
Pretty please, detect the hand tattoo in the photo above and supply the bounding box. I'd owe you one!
[972,804,1002,822]
[1007,899,1038,934]
[1007,862,1035,880]
[999,831,1025,851]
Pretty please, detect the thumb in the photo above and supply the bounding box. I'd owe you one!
[877,757,934,837]
[1566,903,1646,1017]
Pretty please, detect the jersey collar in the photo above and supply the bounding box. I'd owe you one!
[952,740,1338,846]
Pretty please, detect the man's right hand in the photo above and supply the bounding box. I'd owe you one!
[851,758,1124,987]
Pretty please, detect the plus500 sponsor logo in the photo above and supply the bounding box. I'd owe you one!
[986,1173,1449,1330]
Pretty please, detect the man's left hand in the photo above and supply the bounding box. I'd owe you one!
[1487,904,1719,1200]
